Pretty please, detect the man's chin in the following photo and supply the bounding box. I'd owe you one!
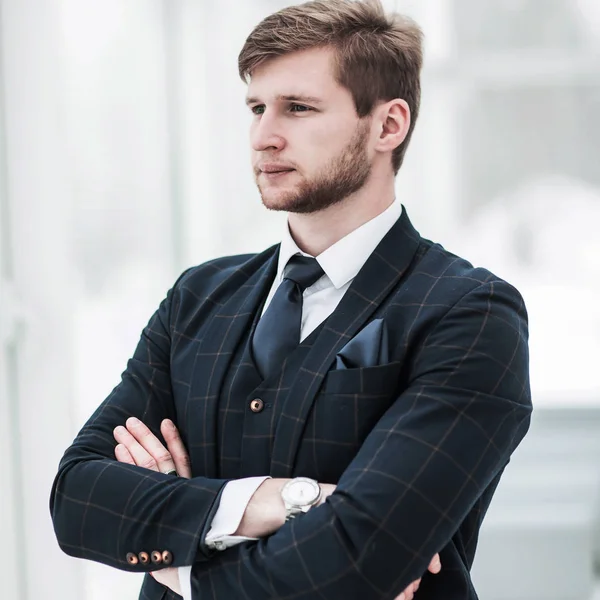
[259,190,299,212]
[262,201,298,213]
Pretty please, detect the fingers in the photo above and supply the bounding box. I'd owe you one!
[412,578,421,594]
[113,417,191,478]
[428,553,441,574]
[115,443,135,465]
[395,584,414,600]
[160,419,192,479]
[396,554,440,599]
[395,576,422,600]
[148,567,182,595]
[113,417,177,475]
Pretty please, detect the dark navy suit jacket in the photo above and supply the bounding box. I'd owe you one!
[50,209,532,599]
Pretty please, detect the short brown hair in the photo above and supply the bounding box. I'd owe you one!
[238,0,423,174]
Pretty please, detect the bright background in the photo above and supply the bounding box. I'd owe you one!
[1,1,599,599]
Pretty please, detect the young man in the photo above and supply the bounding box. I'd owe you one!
[50,1,532,599]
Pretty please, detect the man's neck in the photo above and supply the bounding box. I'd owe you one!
[287,180,396,257]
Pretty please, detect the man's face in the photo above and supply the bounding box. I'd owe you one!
[247,47,373,214]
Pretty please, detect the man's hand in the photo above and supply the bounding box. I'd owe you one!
[149,568,182,596]
[113,417,190,595]
[235,479,441,599]
[395,553,441,600]
[114,417,191,478]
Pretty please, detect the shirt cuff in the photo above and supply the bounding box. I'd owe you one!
[178,566,192,600]
[205,476,271,550]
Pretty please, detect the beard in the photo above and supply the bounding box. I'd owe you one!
[255,119,372,214]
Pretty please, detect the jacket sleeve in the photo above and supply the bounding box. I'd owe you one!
[49,270,229,572]
[188,279,532,599]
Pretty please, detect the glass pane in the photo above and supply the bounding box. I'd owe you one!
[460,84,600,215]
[453,0,586,52]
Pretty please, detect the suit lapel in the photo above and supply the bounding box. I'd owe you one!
[188,245,278,477]
[270,208,422,477]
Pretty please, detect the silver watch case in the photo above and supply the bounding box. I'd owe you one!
[281,477,321,519]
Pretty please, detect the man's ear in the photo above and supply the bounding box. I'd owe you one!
[374,99,411,154]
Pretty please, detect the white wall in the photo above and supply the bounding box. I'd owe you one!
[1,0,84,597]
[0,0,177,598]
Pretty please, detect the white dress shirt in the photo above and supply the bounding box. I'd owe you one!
[178,199,403,599]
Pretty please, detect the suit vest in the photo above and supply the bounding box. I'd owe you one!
[216,297,326,479]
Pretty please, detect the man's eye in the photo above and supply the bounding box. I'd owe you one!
[251,105,265,115]
[290,104,312,113]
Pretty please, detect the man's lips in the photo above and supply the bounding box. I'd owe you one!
[258,161,296,173]
[260,167,295,174]
[259,167,296,179]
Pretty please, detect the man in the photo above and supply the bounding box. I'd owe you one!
[50,1,532,599]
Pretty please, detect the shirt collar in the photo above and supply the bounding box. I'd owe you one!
[276,199,403,289]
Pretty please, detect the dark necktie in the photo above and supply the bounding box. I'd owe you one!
[252,255,325,379]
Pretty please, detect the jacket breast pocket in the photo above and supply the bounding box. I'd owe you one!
[321,361,401,396]
[297,363,402,482]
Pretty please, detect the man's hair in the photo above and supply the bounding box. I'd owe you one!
[238,0,423,174]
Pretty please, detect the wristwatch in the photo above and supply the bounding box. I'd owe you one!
[281,477,322,521]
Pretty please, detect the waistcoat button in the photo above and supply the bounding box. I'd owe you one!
[250,398,264,413]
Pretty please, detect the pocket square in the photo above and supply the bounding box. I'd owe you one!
[335,319,389,369]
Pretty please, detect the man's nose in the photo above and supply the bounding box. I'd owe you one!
[250,113,285,152]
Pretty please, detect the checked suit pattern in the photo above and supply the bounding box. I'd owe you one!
[50,208,531,600]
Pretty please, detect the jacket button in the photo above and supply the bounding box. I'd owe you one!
[250,398,264,413]
[162,550,173,565]
[126,552,139,565]
[138,552,150,565]
[151,551,163,565]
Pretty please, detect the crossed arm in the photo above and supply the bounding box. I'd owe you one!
[113,416,440,600]
[51,277,531,599]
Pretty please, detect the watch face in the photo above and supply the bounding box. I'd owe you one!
[284,478,320,506]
